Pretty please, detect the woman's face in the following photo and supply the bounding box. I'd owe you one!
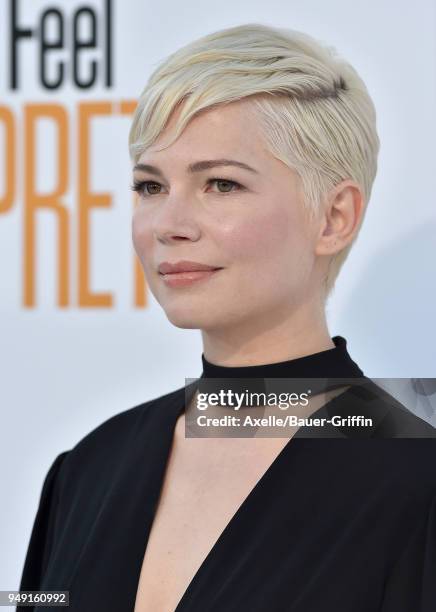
[132,99,323,332]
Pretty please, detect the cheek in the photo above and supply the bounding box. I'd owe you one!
[223,204,305,267]
[218,202,313,304]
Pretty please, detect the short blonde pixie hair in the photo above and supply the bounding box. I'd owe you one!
[129,23,380,299]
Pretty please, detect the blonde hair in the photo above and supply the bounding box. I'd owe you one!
[129,23,380,298]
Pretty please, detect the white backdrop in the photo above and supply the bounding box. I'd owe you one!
[1,0,435,596]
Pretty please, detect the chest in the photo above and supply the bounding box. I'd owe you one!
[133,424,290,612]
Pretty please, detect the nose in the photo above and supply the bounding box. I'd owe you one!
[153,195,201,244]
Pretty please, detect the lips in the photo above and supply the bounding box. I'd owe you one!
[158,260,222,275]
[159,268,222,288]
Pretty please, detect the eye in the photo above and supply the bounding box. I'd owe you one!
[131,180,162,197]
[207,178,243,194]
[130,178,244,198]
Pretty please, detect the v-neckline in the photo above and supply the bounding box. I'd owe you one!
[143,380,357,612]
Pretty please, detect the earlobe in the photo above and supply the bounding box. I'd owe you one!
[315,234,340,257]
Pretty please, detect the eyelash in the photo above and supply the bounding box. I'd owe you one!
[130,178,244,198]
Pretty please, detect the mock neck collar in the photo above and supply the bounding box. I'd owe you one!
[200,335,364,380]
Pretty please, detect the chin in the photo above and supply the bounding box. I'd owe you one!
[163,302,230,331]
[166,315,200,330]
[163,307,208,330]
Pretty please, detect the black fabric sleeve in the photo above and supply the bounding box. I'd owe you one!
[380,492,436,611]
[17,451,70,606]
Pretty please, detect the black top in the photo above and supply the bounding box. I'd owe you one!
[18,336,436,611]
[197,335,364,411]
[200,334,364,379]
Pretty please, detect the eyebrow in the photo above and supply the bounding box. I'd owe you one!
[133,159,259,177]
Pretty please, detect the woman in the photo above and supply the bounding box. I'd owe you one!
[18,23,436,612]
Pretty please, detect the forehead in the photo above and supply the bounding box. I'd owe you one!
[140,99,268,163]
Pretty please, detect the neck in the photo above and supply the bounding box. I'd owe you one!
[201,298,333,367]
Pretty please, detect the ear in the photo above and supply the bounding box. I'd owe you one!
[315,179,365,256]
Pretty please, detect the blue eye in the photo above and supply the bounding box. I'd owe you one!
[130,178,244,198]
